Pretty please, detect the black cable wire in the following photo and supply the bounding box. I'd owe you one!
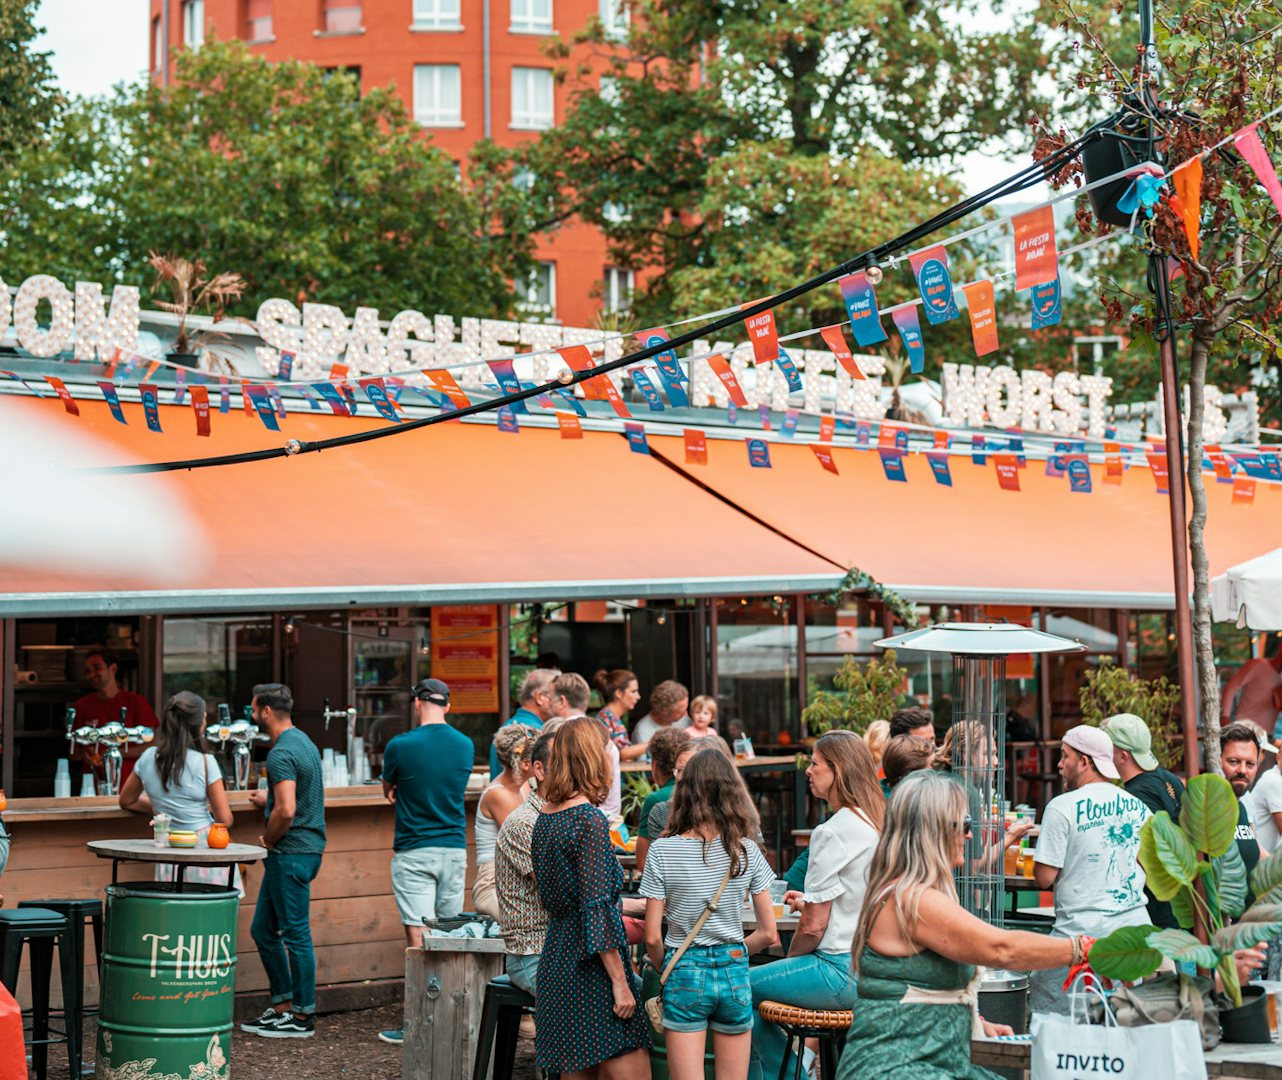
[89,131,1104,475]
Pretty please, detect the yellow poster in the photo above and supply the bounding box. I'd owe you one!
[431,605,500,712]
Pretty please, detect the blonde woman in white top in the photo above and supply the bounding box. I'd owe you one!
[747,730,885,1080]
[473,725,534,920]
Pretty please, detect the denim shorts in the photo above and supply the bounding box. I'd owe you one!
[662,942,753,1034]
[391,846,467,925]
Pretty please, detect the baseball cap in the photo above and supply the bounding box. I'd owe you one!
[412,678,450,706]
[1101,713,1158,772]
[1062,724,1121,780]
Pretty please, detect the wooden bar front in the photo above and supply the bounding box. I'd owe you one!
[0,788,479,1010]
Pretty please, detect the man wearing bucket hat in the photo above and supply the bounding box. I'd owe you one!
[1102,713,1186,929]
[1030,725,1150,1014]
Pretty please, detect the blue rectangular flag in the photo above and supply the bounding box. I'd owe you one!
[338,382,359,415]
[640,329,689,407]
[298,385,323,411]
[747,438,772,468]
[219,376,230,414]
[758,404,772,431]
[268,384,287,419]
[173,369,188,404]
[926,451,953,486]
[360,378,400,422]
[891,306,926,374]
[781,409,799,439]
[497,405,520,433]
[315,382,350,416]
[624,422,650,455]
[98,381,127,424]
[855,422,873,448]
[553,387,586,417]
[246,385,281,431]
[487,359,527,414]
[972,435,987,465]
[278,350,296,381]
[139,383,163,432]
[839,272,889,347]
[518,379,555,409]
[909,247,960,325]
[1067,456,1093,493]
[1031,276,1063,329]
[879,449,908,482]
[727,404,739,425]
[774,347,804,393]
[631,369,665,411]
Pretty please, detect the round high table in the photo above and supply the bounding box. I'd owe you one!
[88,839,267,1080]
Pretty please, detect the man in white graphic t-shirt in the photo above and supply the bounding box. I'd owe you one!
[1030,725,1150,1014]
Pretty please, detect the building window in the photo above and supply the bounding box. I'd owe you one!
[182,0,204,48]
[414,64,462,126]
[324,0,362,32]
[322,65,363,98]
[510,0,552,33]
[413,0,460,29]
[604,267,634,313]
[518,262,556,316]
[246,0,273,41]
[152,15,164,70]
[511,67,554,129]
[600,0,628,38]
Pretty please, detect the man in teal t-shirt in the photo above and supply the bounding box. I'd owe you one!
[244,683,325,1040]
[382,679,474,943]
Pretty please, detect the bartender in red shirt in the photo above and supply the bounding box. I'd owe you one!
[71,647,158,787]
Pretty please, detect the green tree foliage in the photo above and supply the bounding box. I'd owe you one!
[0,41,534,317]
[801,650,910,736]
[516,0,1050,325]
[0,0,59,159]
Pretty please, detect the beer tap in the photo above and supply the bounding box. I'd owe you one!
[322,699,361,782]
[206,703,268,790]
[65,714,154,796]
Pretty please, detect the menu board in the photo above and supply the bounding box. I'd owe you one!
[430,605,501,712]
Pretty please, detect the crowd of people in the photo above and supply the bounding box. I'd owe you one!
[59,656,1280,1076]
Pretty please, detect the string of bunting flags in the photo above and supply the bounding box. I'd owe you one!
[5,108,1281,504]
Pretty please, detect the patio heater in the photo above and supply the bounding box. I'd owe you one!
[873,623,1084,927]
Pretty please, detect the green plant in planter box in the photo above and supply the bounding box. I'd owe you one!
[801,650,910,737]
[1089,773,1282,1007]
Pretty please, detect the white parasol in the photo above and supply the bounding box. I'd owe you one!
[1212,547,1282,630]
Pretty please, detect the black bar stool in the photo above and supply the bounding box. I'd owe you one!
[470,974,558,1080]
[0,907,79,1080]
[757,1000,850,1080]
[19,897,104,1050]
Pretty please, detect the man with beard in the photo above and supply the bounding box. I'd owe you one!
[1221,723,1263,890]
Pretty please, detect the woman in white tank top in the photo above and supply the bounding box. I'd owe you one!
[473,724,535,920]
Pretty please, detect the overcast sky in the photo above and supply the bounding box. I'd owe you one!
[32,0,1037,199]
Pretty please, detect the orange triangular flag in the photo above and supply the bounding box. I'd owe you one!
[1172,157,1203,262]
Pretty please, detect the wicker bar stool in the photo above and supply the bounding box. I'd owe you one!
[757,1000,851,1080]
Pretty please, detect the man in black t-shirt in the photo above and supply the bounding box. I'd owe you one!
[1221,722,1263,889]
[1104,712,1185,928]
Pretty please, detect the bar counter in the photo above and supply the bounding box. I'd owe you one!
[1,786,481,1011]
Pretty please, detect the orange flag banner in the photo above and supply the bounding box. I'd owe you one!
[1233,475,1257,505]
[1172,157,1203,261]
[1012,206,1058,290]
[819,325,865,380]
[1104,441,1123,485]
[741,303,780,364]
[423,368,471,409]
[45,376,79,416]
[962,281,1000,357]
[556,412,582,439]
[705,354,750,408]
[811,444,839,474]
[684,428,708,465]
[994,454,1021,491]
[819,415,835,443]
[191,385,211,436]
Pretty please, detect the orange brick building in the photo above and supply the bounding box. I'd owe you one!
[148,0,634,327]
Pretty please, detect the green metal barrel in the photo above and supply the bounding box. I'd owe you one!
[97,882,239,1080]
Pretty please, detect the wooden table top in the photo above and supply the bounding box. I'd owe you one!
[88,838,267,864]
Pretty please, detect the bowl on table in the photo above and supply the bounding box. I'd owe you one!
[168,830,199,848]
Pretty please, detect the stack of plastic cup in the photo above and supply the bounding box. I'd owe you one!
[79,773,96,797]
[54,759,72,798]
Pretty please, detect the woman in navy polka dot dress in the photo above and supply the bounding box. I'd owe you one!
[532,715,651,1078]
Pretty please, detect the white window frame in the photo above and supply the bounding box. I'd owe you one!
[599,0,628,39]
[413,0,461,30]
[518,262,557,316]
[152,16,164,70]
[182,0,205,49]
[511,67,554,130]
[246,0,273,42]
[413,64,463,127]
[510,0,552,33]
[604,267,634,314]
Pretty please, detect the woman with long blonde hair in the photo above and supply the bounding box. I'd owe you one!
[746,730,885,1080]
[836,770,1085,1080]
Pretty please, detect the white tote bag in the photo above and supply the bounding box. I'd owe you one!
[1031,976,1207,1080]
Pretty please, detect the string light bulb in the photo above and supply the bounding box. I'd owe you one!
[557,369,574,385]
[865,260,884,287]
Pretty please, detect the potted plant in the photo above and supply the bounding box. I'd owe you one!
[1089,773,1282,1041]
[147,252,247,368]
[800,649,910,737]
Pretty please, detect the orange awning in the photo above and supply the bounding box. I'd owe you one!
[0,395,843,614]
[646,433,1282,609]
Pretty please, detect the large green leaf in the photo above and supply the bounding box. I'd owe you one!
[1180,774,1238,857]
[1212,842,1249,921]
[1171,887,1196,930]
[1139,812,1197,899]
[1219,953,1243,1009]
[1211,903,1282,953]
[1089,924,1164,982]
[1147,928,1219,969]
[1251,849,1282,905]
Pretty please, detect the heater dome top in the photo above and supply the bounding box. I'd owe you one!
[875,622,1086,656]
